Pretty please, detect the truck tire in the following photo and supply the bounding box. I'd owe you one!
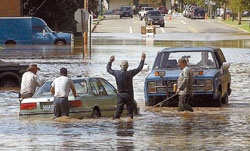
[214,91,222,107]
[55,40,66,46]
[0,72,21,87]
[146,98,156,106]
[5,40,16,45]
[222,93,229,104]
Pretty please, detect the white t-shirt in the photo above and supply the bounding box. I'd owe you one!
[51,76,74,97]
[20,71,44,95]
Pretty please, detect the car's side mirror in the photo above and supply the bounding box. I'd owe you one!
[222,62,230,69]
[42,29,47,36]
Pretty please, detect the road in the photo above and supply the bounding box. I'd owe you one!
[94,14,242,34]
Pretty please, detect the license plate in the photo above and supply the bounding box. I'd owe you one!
[41,102,54,111]
[154,21,158,23]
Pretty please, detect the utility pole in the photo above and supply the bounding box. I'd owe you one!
[84,0,88,58]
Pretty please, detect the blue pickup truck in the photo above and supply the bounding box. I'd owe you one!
[0,17,73,45]
[144,47,232,107]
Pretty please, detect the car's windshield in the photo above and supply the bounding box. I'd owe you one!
[153,51,216,69]
[33,79,88,97]
[145,7,154,11]
[148,11,161,16]
[121,7,131,11]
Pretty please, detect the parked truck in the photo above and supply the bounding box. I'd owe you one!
[0,60,28,87]
[0,17,73,46]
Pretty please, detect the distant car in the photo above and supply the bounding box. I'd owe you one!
[144,10,165,27]
[191,7,205,19]
[144,47,232,107]
[104,10,114,15]
[19,77,140,118]
[157,6,168,14]
[243,10,250,17]
[119,6,133,18]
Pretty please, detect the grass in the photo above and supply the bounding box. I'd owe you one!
[221,17,250,33]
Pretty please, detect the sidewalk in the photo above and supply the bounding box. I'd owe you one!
[91,19,101,32]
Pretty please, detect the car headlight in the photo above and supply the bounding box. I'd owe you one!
[204,79,213,91]
[147,81,156,93]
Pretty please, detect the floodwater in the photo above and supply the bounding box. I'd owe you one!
[1,35,250,150]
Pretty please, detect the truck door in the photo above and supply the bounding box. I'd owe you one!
[32,26,53,44]
[214,49,230,96]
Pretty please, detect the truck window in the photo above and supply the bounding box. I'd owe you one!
[32,26,44,33]
[214,49,226,67]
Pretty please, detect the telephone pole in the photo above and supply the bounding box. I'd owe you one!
[84,0,88,58]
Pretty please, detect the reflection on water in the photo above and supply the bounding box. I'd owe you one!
[0,38,250,150]
[1,38,250,60]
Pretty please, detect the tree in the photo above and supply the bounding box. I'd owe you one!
[23,0,97,33]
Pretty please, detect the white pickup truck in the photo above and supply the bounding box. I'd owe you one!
[138,7,154,20]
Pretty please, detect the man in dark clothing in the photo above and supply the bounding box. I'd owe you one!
[107,53,146,119]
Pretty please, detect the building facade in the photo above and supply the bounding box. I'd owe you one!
[0,0,21,17]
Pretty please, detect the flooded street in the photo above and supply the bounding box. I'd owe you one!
[1,35,250,150]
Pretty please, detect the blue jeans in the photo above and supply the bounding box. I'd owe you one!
[53,97,69,117]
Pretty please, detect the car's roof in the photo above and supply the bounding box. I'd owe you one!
[159,47,218,53]
[121,6,131,8]
[45,77,101,83]
[143,7,154,9]
[148,10,161,13]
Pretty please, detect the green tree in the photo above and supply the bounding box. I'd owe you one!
[229,0,250,24]
[23,0,97,33]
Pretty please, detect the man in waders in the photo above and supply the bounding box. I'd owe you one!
[176,58,194,112]
[107,53,146,119]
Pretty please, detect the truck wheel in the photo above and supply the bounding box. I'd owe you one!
[160,24,165,27]
[214,91,222,107]
[0,72,21,87]
[55,40,66,46]
[146,98,155,106]
[222,93,229,104]
[5,40,16,45]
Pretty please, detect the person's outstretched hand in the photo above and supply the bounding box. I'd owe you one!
[141,52,146,60]
[109,55,115,62]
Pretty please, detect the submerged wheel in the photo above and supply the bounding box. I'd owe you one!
[222,93,229,104]
[0,72,21,87]
[146,98,156,106]
[214,91,222,107]
[91,109,100,118]
[55,40,66,46]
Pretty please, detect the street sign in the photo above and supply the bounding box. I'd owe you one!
[74,9,89,23]
[76,22,88,32]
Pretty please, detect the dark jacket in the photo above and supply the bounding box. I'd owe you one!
[107,60,144,97]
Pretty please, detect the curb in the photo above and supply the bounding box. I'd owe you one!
[91,21,99,32]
